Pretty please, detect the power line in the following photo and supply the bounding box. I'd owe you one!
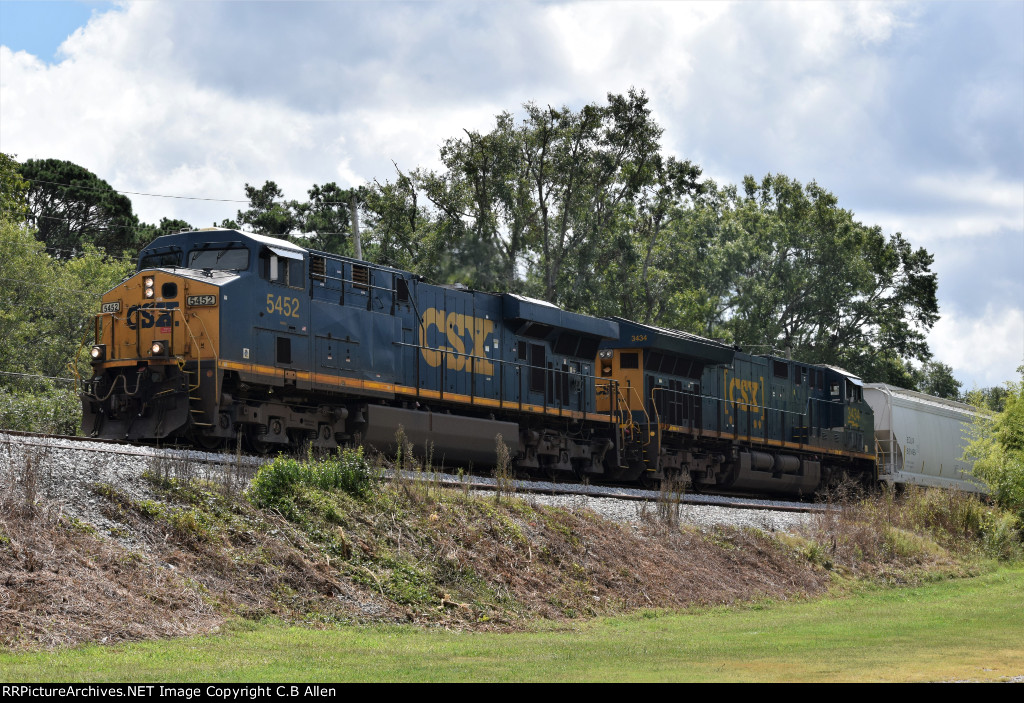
[0,276,107,297]
[0,370,77,385]
[29,212,155,233]
[1,239,140,263]
[19,212,356,241]
[24,177,363,208]
[26,178,250,204]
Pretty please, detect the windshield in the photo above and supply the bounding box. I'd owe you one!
[139,251,182,270]
[187,247,250,271]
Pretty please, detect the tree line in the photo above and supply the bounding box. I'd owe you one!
[1,90,985,403]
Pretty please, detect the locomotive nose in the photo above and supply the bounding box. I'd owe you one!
[82,269,222,441]
[92,270,219,365]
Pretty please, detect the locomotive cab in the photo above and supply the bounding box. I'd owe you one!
[80,229,278,442]
[596,319,735,483]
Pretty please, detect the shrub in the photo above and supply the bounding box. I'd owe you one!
[966,370,1024,522]
[980,511,1023,561]
[247,448,375,515]
[0,385,81,434]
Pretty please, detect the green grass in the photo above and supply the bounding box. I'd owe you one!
[3,567,1022,682]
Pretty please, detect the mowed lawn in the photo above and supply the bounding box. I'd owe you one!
[3,567,1023,682]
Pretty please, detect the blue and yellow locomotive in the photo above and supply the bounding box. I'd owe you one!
[81,228,875,496]
[596,319,875,492]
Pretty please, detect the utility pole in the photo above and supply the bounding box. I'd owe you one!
[350,191,362,260]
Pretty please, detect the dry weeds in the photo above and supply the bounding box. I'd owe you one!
[3,451,1009,652]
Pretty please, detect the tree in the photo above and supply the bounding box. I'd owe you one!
[372,90,678,300]
[913,361,963,399]
[18,158,141,257]
[547,91,668,314]
[605,155,705,323]
[0,217,131,433]
[966,368,1024,521]
[416,110,531,290]
[662,174,938,383]
[0,152,29,222]
[136,217,194,246]
[296,182,368,256]
[227,181,300,237]
[363,168,446,276]
[966,386,1011,413]
[0,218,132,387]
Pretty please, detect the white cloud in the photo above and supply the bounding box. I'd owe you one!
[912,172,1024,213]
[857,208,1023,243]
[929,304,1024,389]
[1,0,1021,391]
[0,2,530,224]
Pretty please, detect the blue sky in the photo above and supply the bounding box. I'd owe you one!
[0,2,111,61]
[0,1,1021,389]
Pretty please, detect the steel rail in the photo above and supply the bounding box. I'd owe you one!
[0,431,830,514]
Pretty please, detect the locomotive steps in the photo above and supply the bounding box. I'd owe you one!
[1,431,1018,650]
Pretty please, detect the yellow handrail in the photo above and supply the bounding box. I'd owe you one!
[629,385,652,447]
[650,386,662,450]
[168,308,219,401]
[186,310,221,400]
[615,385,652,447]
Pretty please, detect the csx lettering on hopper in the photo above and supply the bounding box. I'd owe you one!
[82,228,890,497]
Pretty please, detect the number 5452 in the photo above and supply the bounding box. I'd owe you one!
[267,294,300,318]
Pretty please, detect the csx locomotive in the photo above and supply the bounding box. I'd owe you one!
[80,228,876,496]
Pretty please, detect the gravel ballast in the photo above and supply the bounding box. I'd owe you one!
[1,432,813,538]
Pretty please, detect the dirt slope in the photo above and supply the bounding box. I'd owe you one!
[0,457,830,649]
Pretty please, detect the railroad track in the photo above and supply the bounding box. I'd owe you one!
[0,430,831,514]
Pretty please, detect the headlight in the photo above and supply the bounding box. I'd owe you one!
[90,345,106,361]
[150,340,168,356]
[144,276,154,288]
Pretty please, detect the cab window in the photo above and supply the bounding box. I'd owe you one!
[261,250,304,288]
[188,247,250,271]
[139,251,182,269]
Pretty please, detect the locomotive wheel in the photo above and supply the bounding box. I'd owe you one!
[245,429,272,455]
[194,432,226,451]
[639,472,661,491]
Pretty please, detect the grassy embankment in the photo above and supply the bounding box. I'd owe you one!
[1,441,1022,680]
[2,567,1022,682]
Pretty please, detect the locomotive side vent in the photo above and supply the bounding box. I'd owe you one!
[353,265,369,291]
[311,255,326,283]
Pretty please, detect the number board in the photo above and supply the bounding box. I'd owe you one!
[266,294,300,318]
[187,294,217,307]
[101,301,121,313]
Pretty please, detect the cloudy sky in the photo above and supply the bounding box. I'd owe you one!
[1,0,1021,389]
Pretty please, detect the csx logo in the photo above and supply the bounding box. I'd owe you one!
[725,375,765,430]
[419,307,495,375]
[847,407,861,429]
[126,302,179,330]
